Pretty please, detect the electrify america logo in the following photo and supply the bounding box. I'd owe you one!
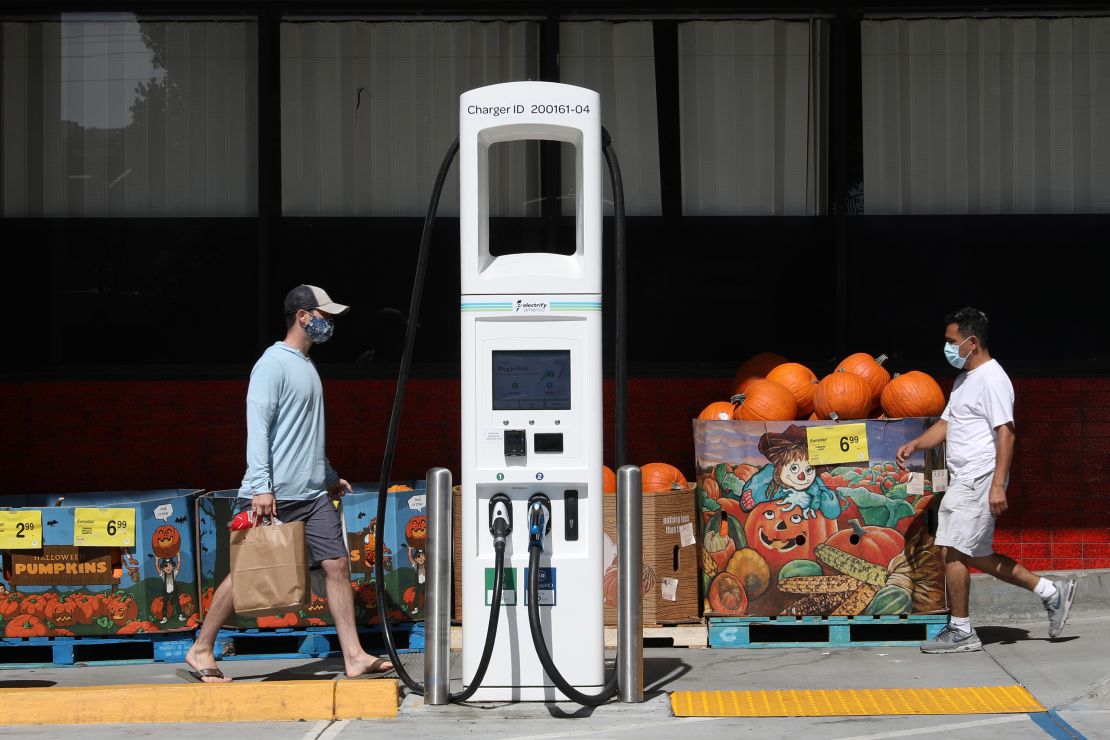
[513,300,549,314]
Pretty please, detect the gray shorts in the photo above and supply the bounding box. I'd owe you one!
[934,471,996,558]
[238,494,348,565]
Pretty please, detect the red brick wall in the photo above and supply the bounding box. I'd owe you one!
[2,376,1107,570]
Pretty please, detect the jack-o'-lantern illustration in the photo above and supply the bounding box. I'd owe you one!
[151,525,182,558]
[406,516,427,550]
[743,501,838,575]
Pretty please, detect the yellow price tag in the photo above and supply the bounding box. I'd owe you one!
[0,510,43,549]
[74,508,136,547]
[806,423,869,465]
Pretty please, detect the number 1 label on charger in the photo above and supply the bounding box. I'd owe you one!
[0,510,42,549]
[806,423,869,465]
[74,508,135,547]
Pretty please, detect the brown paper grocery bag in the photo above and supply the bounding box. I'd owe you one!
[230,521,311,617]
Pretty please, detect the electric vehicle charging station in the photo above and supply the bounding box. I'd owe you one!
[376,79,640,706]
[459,81,604,702]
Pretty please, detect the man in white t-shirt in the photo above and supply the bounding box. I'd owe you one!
[896,307,1077,653]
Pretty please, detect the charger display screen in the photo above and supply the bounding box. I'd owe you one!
[492,350,571,410]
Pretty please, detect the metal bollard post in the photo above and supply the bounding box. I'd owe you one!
[424,467,453,705]
[617,464,644,703]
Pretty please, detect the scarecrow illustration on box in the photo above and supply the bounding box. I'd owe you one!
[735,424,846,519]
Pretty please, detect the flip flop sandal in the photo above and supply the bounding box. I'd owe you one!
[176,667,227,683]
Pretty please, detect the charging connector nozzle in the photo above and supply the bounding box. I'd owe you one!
[488,494,512,547]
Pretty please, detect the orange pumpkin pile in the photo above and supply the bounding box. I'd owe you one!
[700,352,947,423]
[603,462,689,493]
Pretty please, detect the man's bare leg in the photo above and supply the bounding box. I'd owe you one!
[968,552,1040,591]
[944,547,972,619]
[321,556,394,677]
[184,575,234,682]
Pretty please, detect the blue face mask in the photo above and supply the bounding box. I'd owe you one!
[303,314,334,344]
[944,336,972,369]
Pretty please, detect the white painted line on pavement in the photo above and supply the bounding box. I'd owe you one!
[318,720,351,740]
[301,720,334,740]
[498,716,720,740]
[832,714,1030,740]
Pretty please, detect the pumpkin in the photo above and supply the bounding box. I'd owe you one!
[44,598,78,627]
[603,466,617,494]
[117,620,160,634]
[824,519,905,567]
[766,362,819,417]
[813,371,872,421]
[698,401,737,421]
[19,594,49,619]
[71,593,103,622]
[151,525,182,558]
[151,594,196,620]
[200,587,215,614]
[743,501,838,575]
[256,612,300,629]
[701,476,721,500]
[733,463,759,483]
[305,596,328,615]
[406,515,427,549]
[835,353,891,409]
[5,614,48,637]
[105,593,139,624]
[641,463,688,492]
[730,380,797,422]
[0,596,21,621]
[732,352,789,396]
[706,571,748,614]
[880,371,946,418]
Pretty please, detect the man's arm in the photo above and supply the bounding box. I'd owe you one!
[243,363,279,517]
[989,422,1015,517]
[895,419,948,469]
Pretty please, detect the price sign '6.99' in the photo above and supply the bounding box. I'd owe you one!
[74,508,136,547]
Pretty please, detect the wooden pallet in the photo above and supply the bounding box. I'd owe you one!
[605,622,707,648]
[215,622,424,661]
[708,614,948,649]
[447,622,708,650]
[0,630,195,668]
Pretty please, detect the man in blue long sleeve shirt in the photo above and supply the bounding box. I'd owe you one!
[184,285,393,682]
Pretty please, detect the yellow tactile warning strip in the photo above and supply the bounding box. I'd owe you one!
[670,685,1044,717]
[0,679,398,725]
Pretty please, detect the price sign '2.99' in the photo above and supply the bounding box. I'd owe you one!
[73,508,136,547]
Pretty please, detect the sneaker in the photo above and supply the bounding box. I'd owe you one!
[920,625,983,653]
[1044,578,1077,638]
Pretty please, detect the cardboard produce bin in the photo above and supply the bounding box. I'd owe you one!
[196,482,427,629]
[693,418,946,618]
[1,489,201,636]
[602,484,702,626]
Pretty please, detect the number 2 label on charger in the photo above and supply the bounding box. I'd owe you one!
[74,508,136,547]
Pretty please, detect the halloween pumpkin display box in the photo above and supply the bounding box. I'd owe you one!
[1,490,202,636]
[693,419,947,618]
[196,483,428,629]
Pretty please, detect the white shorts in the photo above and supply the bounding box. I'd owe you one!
[935,471,996,558]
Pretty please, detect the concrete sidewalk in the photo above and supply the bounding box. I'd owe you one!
[0,615,1106,739]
